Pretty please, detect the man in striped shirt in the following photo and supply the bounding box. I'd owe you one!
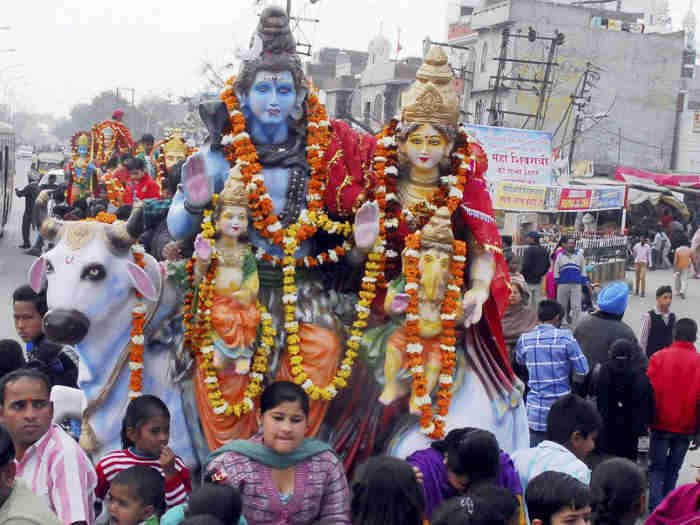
[0,369,96,525]
[516,300,589,447]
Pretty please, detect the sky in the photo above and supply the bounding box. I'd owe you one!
[2,0,447,117]
[1,0,696,118]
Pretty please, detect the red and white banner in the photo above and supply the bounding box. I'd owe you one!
[615,166,700,189]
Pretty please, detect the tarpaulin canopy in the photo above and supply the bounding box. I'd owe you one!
[615,166,700,189]
[627,188,690,219]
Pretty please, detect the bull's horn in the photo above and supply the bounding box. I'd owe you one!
[125,201,145,241]
[33,189,50,230]
[33,190,63,242]
[105,223,135,255]
[40,218,62,242]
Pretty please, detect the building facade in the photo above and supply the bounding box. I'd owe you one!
[447,0,686,172]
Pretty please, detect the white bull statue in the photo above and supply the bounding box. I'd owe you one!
[28,203,199,467]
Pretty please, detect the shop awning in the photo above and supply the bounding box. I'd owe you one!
[627,188,690,219]
[615,166,700,189]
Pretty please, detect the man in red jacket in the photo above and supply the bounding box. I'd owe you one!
[648,317,700,511]
[123,156,160,205]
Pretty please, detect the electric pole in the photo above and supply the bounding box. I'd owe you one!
[567,62,600,171]
[488,26,565,128]
[283,0,319,56]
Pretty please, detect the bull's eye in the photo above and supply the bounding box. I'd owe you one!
[81,264,106,281]
[45,260,54,274]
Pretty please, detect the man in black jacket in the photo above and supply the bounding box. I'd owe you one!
[14,175,39,249]
[11,284,78,389]
[25,174,59,257]
[521,232,550,308]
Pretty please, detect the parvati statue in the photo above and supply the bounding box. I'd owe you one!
[366,45,528,455]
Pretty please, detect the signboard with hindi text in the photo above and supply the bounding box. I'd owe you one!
[493,182,626,212]
[493,181,547,211]
[558,188,592,210]
[464,124,554,197]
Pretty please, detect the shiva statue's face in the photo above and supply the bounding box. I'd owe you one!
[77,145,88,157]
[247,70,297,126]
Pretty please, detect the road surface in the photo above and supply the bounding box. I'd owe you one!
[0,157,35,340]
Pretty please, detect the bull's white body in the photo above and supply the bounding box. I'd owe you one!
[35,230,197,466]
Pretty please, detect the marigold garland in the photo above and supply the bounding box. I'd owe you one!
[128,244,147,399]
[156,151,168,197]
[211,77,376,400]
[373,120,468,281]
[102,171,124,207]
[69,160,90,185]
[84,211,117,224]
[403,233,466,438]
[92,120,134,166]
[184,203,276,417]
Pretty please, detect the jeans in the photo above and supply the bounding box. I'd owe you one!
[528,282,543,309]
[648,430,692,511]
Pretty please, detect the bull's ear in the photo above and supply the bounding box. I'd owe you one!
[28,256,46,293]
[126,261,158,301]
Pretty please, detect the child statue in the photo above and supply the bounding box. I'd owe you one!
[191,169,261,448]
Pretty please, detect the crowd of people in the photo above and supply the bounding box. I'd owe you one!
[8,133,700,524]
[0,246,697,525]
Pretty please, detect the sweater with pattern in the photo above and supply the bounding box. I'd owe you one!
[206,446,350,525]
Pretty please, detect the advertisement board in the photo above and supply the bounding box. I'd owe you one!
[493,181,547,211]
[464,124,554,197]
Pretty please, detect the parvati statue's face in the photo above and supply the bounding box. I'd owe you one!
[165,152,186,173]
[417,247,451,302]
[247,70,297,125]
[402,124,450,172]
[77,145,88,157]
[216,205,248,240]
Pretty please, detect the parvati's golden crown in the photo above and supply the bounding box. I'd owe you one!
[421,206,454,247]
[400,45,459,128]
[162,130,189,156]
[219,167,248,207]
[77,134,89,146]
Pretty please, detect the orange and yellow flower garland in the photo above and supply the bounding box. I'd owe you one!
[403,233,466,438]
[185,202,276,417]
[374,121,473,438]
[155,151,168,197]
[128,244,147,399]
[213,77,375,400]
[373,120,469,280]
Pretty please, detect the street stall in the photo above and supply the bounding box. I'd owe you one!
[495,181,628,282]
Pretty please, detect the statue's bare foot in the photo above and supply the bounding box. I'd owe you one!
[354,201,379,252]
[388,293,410,315]
[182,153,213,208]
[235,358,251,375]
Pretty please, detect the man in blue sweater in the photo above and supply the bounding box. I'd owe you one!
[554,238,586,327]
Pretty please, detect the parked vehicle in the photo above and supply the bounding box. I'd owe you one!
[0,121,15,238]
[34,151,64,175]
